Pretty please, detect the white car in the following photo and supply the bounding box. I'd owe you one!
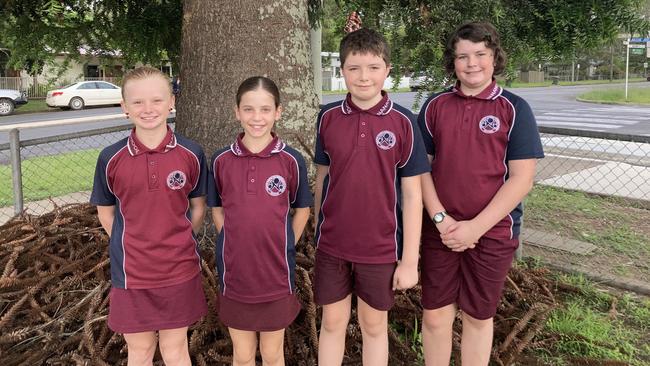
[46,81,122,110]
[0,89,28,116]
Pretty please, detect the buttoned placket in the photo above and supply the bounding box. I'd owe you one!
[462,97,473,131]
[146,154,159,190]
[247,157,257,194]
[358,113,369,147]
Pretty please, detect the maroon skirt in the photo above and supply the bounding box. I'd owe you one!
[218,293,301,332]
[108,273,207,333]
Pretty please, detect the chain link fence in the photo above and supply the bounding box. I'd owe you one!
[0,121,650,282]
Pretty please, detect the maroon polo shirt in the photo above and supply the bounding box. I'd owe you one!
[208,134,313,303]
[90,127,208,289]
[418,81,544,239]
[314,92,430,264]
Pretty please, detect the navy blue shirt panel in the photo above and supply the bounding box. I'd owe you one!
[501,90,545,161]
[314,100,342,166]
[207,146,231,208]
[283,145,314,208]
[392,102,430,178]
[176,135,209,198]
[90,137,128,206]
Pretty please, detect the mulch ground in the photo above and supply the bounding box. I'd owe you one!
[0,203,617,365]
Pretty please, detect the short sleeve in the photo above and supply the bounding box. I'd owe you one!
[189,148,208,198]
[290,151,313,208]
[506,98,545,161]
[207,155,223,207]
[398,112,431,177]
[417,98,436,156]
[90,151,116,206]
[314,107,330,166]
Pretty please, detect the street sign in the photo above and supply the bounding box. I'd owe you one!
[630,37,650,42]
[631,48,644,55]
[644,62,648,69]
[628,44,646,48]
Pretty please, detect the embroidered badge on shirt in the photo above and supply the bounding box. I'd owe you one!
[375,130,396,150]
[167,170,187,190]
[479,115,500,134]
[265,175,287,196]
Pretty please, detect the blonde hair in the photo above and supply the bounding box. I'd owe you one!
[121,66,172,99]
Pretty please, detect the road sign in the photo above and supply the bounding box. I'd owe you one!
[631,48,644,55]
[628,44,645,48]
[630,37,650,42]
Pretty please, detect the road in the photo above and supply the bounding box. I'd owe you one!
[0,82,649,146]
[323,82,650,136]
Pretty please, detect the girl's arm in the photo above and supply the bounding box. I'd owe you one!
[211,207,224,234]
[292,207,310,244]
[96,205,115,237]
[189,196,207,234]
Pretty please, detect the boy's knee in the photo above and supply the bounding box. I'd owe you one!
[462,312,492,330]
[422,307,455,332]
[358,311,387,337]
[321,310,350,334]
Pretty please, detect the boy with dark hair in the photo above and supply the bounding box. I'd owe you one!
[313,27,429,366]
[418,22,544,365]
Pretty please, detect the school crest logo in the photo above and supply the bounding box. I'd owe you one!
[265,175,286,196]
[375,130,396,150]
[479,115,500,134]
[167,170,186,190]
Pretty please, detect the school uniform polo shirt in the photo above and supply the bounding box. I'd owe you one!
[208,134,313,304]
[418,80,544,240]
[90,127,208,289]
[314,92,430,264]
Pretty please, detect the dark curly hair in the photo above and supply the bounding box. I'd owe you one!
[443,22,507,76]
[339,28,390,67]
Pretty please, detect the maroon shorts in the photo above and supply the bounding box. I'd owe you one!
[218,293,301,332]
[108,273,208,333]
[314,249,397,311]
[420,230,518,320]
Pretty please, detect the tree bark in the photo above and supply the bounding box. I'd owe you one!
[176,0,318,158]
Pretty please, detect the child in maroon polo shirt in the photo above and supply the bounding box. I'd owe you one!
[417,22,544,365]
[314,28,430,366]
[207,76,312,365]
[90,67,208,365]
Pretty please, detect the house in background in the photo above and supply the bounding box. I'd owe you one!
[0,48,173,98]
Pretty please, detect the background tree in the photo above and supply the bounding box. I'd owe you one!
[176,0,319,154]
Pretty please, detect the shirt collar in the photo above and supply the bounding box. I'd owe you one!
[230,132,285,157]
[341,90,393,116]
[127,127,176,156]
[451,79,502,100]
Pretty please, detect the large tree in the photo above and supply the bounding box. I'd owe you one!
[176,0,319,154]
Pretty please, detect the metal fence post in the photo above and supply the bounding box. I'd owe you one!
[9,128,23,215]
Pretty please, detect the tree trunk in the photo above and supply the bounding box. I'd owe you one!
[176,0,319,158]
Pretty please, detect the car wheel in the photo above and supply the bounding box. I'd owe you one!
[0,98,15,116]
[69,97,85,110]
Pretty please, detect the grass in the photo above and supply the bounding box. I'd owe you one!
[537,272,650,365]
[0,149,99,207]
[13,99,58,114]
[578,87,650,105]
[525,185,650,257]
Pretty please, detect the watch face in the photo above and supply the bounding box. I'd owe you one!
[433,213,444,223]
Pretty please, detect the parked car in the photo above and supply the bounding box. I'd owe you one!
[0,89,28,116]
[46,81,122,110]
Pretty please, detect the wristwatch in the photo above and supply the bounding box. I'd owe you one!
[432,211,447,224]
